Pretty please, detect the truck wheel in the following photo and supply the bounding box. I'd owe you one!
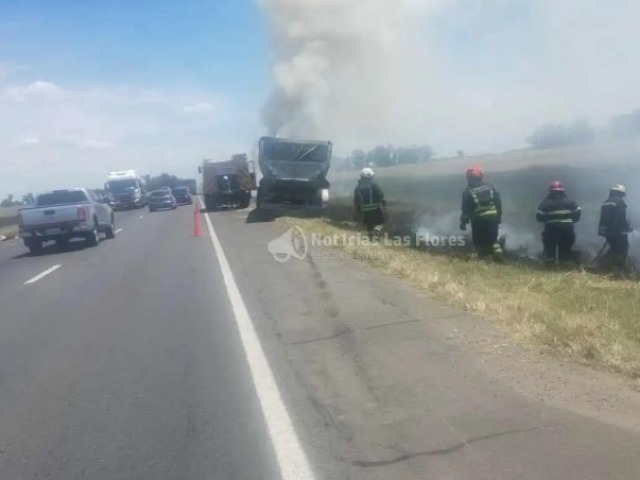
[239,193,251,209]
[86,221,100,247]
[105,217,116,239]
[27,240,42,255]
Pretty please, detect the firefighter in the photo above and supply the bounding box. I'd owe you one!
[598,184,632,272]
[221,175,231,193]
[459,166,503,259]
[354,168,386,237]
[536,181,581,265]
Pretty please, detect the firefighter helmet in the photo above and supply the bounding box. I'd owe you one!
[466,166,484,179]
[610,184,626,194]
[360,167,375,179]
[549,180,565,192]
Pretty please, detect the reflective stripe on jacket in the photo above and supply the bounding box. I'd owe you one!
[461,183,501,222]
[536,194,581,225]
[354,181,385,212]
[599,196,631,236]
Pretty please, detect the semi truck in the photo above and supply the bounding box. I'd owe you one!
[256,136,332,210]
[104,170,147,210]
[199,154,257,210]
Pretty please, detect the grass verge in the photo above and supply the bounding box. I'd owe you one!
[280,215,640,379]
[0,225,18,240]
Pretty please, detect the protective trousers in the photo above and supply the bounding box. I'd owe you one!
[542,223,575,264]
[471,217,502,258]
[362,209,384,235]
[606,235,629,271]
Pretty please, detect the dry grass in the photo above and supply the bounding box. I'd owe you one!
[280,216,640,379]
[0,207,19,239]
[0,225,18,239]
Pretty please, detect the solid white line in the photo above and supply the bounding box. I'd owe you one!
[200,201,315,480]
[115,228,123,234]
[24,264,61,285]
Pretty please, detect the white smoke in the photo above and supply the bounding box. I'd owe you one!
[257,0,439,149]
[258,1,640,156]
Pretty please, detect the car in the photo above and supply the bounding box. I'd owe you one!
[148,190,177,212]
[18,188,115,254]
[172,186,193,205]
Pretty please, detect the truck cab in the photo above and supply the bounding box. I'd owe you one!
[256,137,332,210]
[105,170,147,210]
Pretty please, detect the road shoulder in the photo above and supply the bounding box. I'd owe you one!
[211,207,640,479]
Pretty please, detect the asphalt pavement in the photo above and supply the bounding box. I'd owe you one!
[1,201,640,479]
[0,205,284,479]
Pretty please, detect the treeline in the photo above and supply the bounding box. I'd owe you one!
[527,108,640,150]
[142,173,196,192]
[337,145,434,170]
[1,193,35,208]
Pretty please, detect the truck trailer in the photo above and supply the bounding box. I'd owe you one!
[199,154,256,210]
[256,136,332,210]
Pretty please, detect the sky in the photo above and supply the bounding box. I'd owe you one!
[0,0,271,196]
[2,0,640,197]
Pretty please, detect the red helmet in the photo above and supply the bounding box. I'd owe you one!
[549,180,565,192]
[466,166,484,179]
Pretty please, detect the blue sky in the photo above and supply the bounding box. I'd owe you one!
[0,0,270,96]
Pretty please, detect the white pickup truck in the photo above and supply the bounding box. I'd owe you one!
[18,188,116,254]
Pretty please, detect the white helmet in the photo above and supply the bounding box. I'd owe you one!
[360,167,375,179]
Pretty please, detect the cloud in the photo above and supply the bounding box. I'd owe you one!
[0,79,252,196]
[6,80,64,101]
[77,140,115,150]
[20,137,41,148]
[182,102,216,114]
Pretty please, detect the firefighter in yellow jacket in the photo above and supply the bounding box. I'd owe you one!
[459,166,503,260]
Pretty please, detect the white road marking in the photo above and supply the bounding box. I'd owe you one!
[24,265,61,285]
[115,228,123,234]
[200,202,315,480]
[138,215,144,219]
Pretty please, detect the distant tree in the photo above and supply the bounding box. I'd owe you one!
[350,149,368,169]
[527,120,595,149]
[0,194,15,208]
[367,145,395,167]
[416,145,434,162]
[146,173,179,191]
[609,110,640,140]
[22,193,35,205]
[568,119,595,144]
[396,146,420,165]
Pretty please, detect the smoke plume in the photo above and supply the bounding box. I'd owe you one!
[257,0,434,147]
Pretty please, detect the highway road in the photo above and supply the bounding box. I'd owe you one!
[1,201,640,479]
